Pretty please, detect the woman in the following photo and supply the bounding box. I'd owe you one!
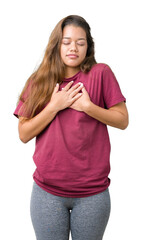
[14,15,128,240]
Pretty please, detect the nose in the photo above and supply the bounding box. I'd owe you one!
[70,41,78,52]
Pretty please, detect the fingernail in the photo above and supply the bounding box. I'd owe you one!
[56,83,59,86]
[79,82,83,86]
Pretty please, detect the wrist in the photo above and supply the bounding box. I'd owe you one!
[46,102,59,115]
[82,100,92,113]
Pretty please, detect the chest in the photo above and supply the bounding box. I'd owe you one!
[59,71,104,107]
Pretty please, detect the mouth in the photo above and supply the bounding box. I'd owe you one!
[66,54,79,59]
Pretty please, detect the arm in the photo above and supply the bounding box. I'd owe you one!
[18,104,57,143]
[18,81,84,143]
[83,101,129,130]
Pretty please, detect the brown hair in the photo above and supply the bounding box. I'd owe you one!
[18,15,97,119]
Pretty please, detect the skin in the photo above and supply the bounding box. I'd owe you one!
[18,25,128,143]
[60,25,88,78]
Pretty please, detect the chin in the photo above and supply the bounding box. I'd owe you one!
[65,61,81,68]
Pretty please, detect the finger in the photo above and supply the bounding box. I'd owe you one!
[53,83,59,94]
[72,92,82,102]
[82,86,86,92]
[70,82,83,91]
[69,83,84,97]
[82,86,89,95]
[63,81,74,91]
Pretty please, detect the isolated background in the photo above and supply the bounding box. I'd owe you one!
[0,0,141,239]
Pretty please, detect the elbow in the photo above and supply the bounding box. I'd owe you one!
[120,115,129,130]
[19,133,29,143]
[19,129,30,143]
[18,121,30,143]
[120,122,128,130]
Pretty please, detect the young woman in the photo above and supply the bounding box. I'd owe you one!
[14,15,128,240]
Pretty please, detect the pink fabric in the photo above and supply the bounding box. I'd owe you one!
[14,100,24,118]
[14,63,126,198]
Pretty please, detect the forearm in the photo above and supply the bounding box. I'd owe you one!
[19,103,58,143]
[83,101,128,129]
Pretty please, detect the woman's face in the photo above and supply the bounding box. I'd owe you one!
[60,25,88,75]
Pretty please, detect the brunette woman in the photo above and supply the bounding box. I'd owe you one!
[14,15,128,240]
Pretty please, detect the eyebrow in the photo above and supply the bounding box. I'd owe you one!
[62,37,86,40]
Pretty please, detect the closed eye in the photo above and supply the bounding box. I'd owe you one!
[63,42,70,45]
[62,42,85,46]
[77,43,85,46]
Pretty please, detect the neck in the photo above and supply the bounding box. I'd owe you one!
[64,67,80,78]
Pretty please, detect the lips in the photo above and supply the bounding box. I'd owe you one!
[66,54,79,58]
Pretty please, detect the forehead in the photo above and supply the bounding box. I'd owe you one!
[62,25,86,39]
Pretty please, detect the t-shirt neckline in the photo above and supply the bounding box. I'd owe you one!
[63,70,81,82]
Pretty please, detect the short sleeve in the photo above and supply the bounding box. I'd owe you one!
[102,65,126,109]
[13,81,31,119]
[13,100,27,118]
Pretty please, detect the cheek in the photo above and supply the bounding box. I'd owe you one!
[60,46,67,61]
[81,47,87,59]
[60,44,67,53]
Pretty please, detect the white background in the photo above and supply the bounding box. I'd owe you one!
[0,0,141,239]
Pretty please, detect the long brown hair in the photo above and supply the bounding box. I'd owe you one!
[18,15,97,119]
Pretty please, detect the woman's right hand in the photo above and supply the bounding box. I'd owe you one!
[49,81,84,112]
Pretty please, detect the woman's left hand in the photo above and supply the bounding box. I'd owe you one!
[69,86,91,112]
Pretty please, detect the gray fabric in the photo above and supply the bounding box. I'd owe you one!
[30,182,111,240]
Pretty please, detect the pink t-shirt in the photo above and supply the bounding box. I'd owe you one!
[14,63,126,198]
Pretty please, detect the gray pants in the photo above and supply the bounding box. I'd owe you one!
[30,182,111,240]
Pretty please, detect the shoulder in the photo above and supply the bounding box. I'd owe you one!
[90,63,111,73]
[81,63,115,83]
